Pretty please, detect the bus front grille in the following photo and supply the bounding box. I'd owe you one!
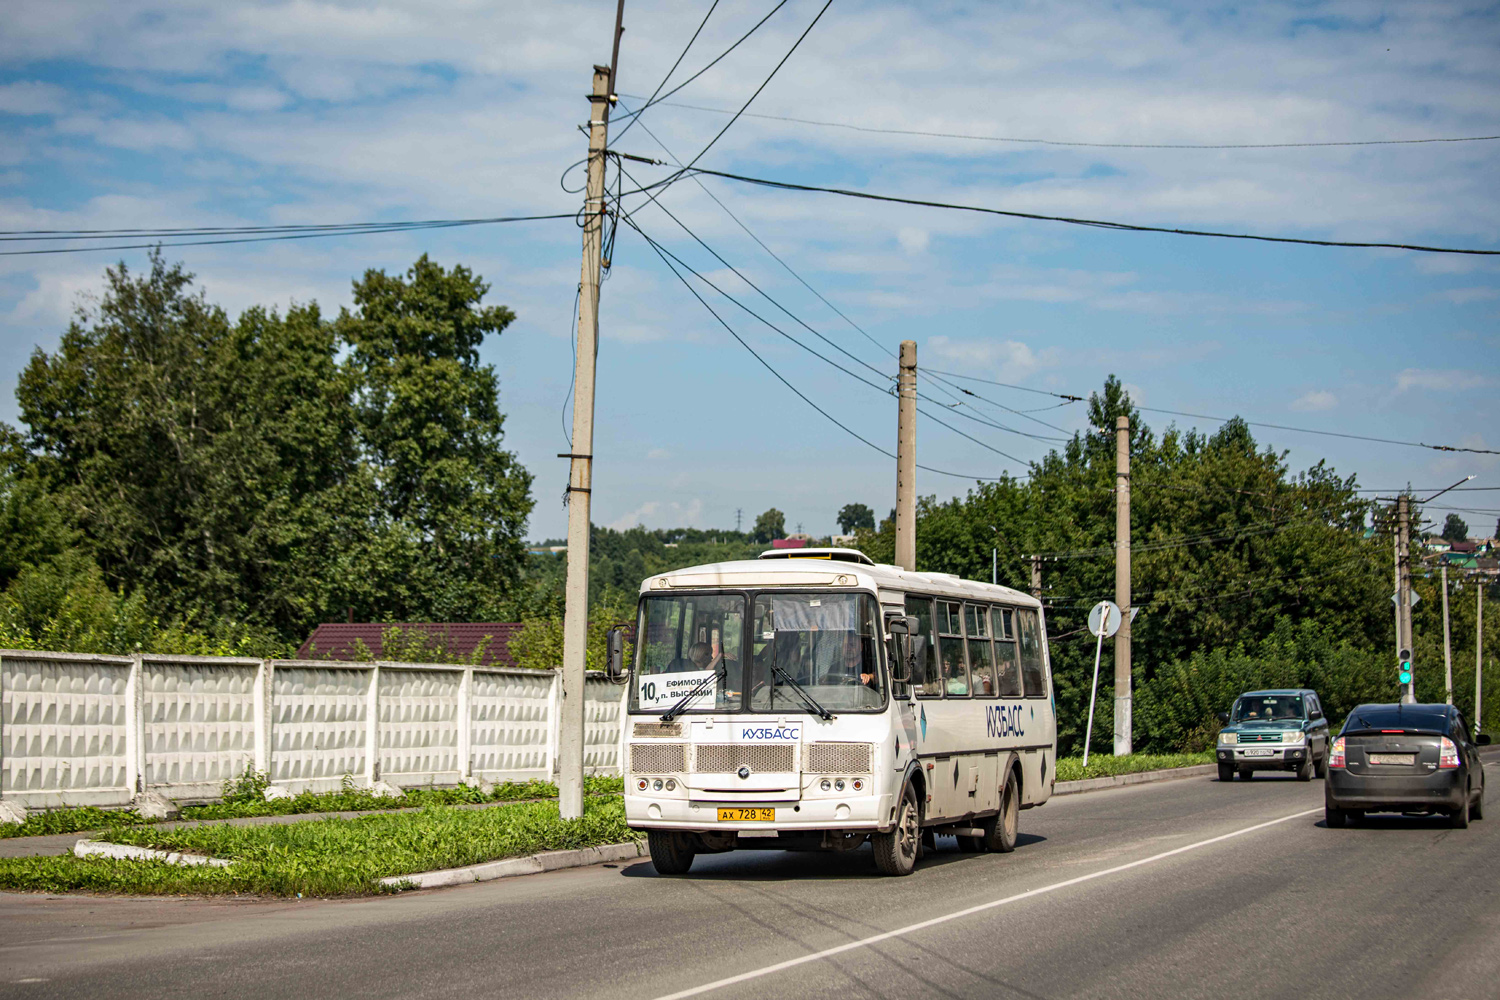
[632,721,683,738]
[693,744,796,774]
[631,743,687,773]
[805,742,873,774]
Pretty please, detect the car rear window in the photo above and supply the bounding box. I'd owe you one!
[1342,705,1451,734]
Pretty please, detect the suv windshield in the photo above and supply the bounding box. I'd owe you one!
[1232,695,1304,723]
[629,591,886,714]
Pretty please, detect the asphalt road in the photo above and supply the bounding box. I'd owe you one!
[4,766,1499,1000]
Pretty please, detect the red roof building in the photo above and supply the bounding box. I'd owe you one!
[295,623,524,667]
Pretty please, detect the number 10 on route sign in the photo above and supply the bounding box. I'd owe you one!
[1082,600,1122,768]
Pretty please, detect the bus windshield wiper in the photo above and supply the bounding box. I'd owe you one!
[769,663,835,721]
[660,665,723,722]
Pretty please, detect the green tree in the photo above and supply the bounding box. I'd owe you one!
[1442,513,1469,542]
[752,508,786,543]
[332,256,533,621]
[837,502,875,534]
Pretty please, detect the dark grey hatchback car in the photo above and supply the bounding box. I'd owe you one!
[1325,703,1490,828]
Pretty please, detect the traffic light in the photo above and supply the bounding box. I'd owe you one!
[1398,648,1413,686]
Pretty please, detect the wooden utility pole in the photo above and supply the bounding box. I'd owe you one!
[895,340,917,571]
[1114,415,1132,756]
[1397,495,1415,704]
[1442,564,1453,705]
[1030,555,1042,601]
[558,54,617,820]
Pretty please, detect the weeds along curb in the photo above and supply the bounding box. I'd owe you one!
[1052,763,1218,796]
[381,841,647,890]
[73,839,230,868]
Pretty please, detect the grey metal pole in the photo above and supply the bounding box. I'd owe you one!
[895,340,917,572]
[1442,564,1452,704]
[992,548,997,586]
[1114,415,1132,756]
[558,64,613,820]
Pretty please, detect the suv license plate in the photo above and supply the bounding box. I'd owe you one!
[1370,753,1416,766]
[717,807,775,822]
[1241,748,1276,757]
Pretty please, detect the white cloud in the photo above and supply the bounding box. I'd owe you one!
[1432,287,1500,306]
[897,227,929,254]
[1395,369,1491,393]
[646,447,670,460]
[928,335,1055,381]
[607,498,703,531]
[0,81,68,115]
[1290,389,1337,412]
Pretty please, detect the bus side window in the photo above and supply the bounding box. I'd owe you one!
[991,606,1022,697]
[939,601,969,697]
[965,602,995,698]
[904,596,942,697]
[1016,608,1046,698]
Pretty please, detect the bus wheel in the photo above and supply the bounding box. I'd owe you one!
[647,831,696,875]
[873,785,921,876]
[982,770,1020,853]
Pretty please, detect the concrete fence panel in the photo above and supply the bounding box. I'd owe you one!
[379,664,462,786]
[269,661,372,793]
[470,668,554,783]
[141,655,262,799]
[1,651,136,809]
[583,676,628,775]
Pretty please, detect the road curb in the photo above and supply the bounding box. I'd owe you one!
[73,838,231,867]
[1053,763,1217,796]
[379,840,648,889]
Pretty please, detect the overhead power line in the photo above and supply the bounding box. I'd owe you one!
[615,95,1500,151]
[0,214,575,257]
[610,0,721,146]
[617,162,1500,256]
[1133,405,1500,455]
[626,218,1012,483]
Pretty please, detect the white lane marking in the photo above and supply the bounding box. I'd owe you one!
[651,806,1322,1000]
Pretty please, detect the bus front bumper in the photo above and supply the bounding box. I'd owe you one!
[625,791,896,833]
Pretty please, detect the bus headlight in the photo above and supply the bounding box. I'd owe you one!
[834,779,846,791]
[820,779,831,791]
[665,779,676,791]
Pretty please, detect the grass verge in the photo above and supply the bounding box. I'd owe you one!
[0,776,626,838]
[1054,751,1214,783]
[0,796,636,897]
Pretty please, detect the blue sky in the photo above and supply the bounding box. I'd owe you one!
[1,0,1497,541]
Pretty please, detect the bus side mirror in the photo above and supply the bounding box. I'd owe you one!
[605,627,627,682]
[1216,711,1230,724]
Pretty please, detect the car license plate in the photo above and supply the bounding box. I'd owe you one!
[1241,748,1275,758]
[1370,753,1415,766]
[717,807,775,822]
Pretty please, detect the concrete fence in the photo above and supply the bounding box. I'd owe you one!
[0,649,627,810]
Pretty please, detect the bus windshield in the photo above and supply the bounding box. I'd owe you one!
[630,591,886,714]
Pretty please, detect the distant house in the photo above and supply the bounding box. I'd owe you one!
[296,622,523,667]
[1426,538,1453,555]
[1478,557,1499,579]
[1450,540,1479,556]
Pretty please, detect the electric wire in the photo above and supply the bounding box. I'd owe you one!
[645,0,834,203]
[613,0,789,128]
[611,0,721,146]
[618,162,1500,257]
[616,109,1067,433]
[626,219,1012,482]
[614,96,1500,151]
[1132,406,1500,455]
[0,214,575,257]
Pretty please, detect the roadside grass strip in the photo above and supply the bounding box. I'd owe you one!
[0,775,626,838]
[1053,751,1214,783]
[0,797,636,897]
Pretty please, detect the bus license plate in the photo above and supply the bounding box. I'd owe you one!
[717,807,775,822]
[1241,748,1275,757]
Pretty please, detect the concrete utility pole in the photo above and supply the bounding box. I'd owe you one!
[1397,495,1415,704]
[1114,415,1132,756]
[1031,554,1042,602]
[1442,564,1453,705]
[558,56,617,820]
[1479,586,1486,733]
[895,340,917,572]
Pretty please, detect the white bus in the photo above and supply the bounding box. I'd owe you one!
[608,548,1057,876]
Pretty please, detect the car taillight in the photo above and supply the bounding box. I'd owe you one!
[1328,737,1346,769]
[1439,737,1460,769]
